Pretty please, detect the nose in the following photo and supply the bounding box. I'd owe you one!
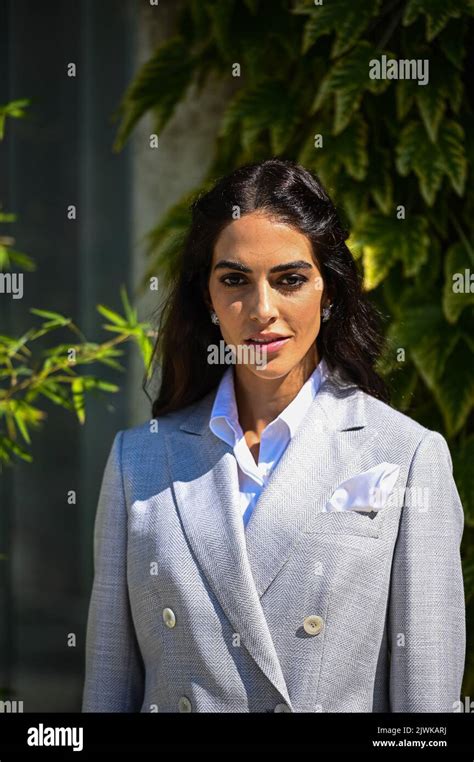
[248,281,279,323]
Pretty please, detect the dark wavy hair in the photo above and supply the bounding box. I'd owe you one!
[144,158,390,418]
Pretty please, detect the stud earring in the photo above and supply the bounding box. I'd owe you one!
[210,310,220,325]
[322,304,332,323]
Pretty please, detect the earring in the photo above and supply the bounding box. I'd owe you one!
[322,304,332,323]
[210,310,220,325]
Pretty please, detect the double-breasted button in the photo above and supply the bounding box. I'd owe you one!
[178,696,192,712]
[274,703,291,712]
[303,614,324,635]
[162,607,176,628]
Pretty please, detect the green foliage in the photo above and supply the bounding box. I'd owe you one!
[0,286,155,469]
[0,104,155,468]
[112,0,474,690]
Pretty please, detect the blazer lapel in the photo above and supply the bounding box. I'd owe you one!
[165,398,294,709]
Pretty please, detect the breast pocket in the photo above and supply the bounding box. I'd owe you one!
[303,509,381,539]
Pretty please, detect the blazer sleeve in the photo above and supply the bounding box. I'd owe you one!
[82,430,145,712]
[387,428,466,712]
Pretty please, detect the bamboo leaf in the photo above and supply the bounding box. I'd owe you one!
[71,377,85,424]
[96,305,128,327]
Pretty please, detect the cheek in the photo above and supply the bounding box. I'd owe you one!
[289,297,321,331]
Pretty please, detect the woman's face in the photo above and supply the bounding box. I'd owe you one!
[207,211,327,379]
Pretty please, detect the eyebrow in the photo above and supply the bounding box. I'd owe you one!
[213,259,314,274]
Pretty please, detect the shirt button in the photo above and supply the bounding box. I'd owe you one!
[162,607,176,628]
[274,703,291,712]
[178,696,192,712]
[303,614,324,635]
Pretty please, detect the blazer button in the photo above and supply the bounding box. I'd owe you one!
[178,696,192,712]
[303,614,324,635]
[274,703,291,712]
[162,607,176,628]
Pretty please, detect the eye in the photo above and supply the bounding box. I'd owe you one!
[279,275,308,289]
[220,274,308,289]
[221,274,247,287]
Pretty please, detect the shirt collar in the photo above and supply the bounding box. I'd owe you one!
[209,356,330,443]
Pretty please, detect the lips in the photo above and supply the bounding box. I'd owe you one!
[245,333,291,342]
[243,335,292,355]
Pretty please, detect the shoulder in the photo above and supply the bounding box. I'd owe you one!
[115,390,215,466]
[359,389,427,436]
[357,387,452,466]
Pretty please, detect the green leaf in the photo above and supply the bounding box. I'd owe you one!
[12,410,30,444]
[219,78,301,154]
[0,247,36,272]
[329,115,369,180]
[298,114,368,182]
[294,0,381,58]
[452,436,474,528]
[71,377,85,424]
[0,99,30,140]
[443,242,474,323]
[403,0,473,41]
[351,213,430,289]
[416,58,462,141]
[367,150,394,215]
[415,74,446,143]
[0,435,33,464]
[396,120,466,205]
[395,79,416,120]
[38,381,75,411]
[29,308,71,327]
[437,120,467,196]
[96,305,128,327]
[204,0,237,60]
[112,36,194,152]
[425,338,474,435]
[311,42,391,134]
[119,285,137,325]
[386,306,472,434]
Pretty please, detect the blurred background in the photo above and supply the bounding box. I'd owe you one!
[0,0,473,711]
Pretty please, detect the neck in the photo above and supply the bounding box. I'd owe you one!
[233,346,320,437]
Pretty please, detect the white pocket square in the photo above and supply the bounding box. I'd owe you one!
[323,462,401,513]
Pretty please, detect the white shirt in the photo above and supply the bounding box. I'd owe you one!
[209,357,329,527]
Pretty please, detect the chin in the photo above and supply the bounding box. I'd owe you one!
[246,359,297,379]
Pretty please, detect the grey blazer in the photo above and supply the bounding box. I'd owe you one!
[81,370,466,713]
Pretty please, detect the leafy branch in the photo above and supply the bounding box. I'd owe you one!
[0,286,155,468]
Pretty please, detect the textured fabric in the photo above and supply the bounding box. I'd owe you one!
[209,357,329,526]
[82,366,466,713]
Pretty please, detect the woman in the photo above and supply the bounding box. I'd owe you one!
[82,159,465,713]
